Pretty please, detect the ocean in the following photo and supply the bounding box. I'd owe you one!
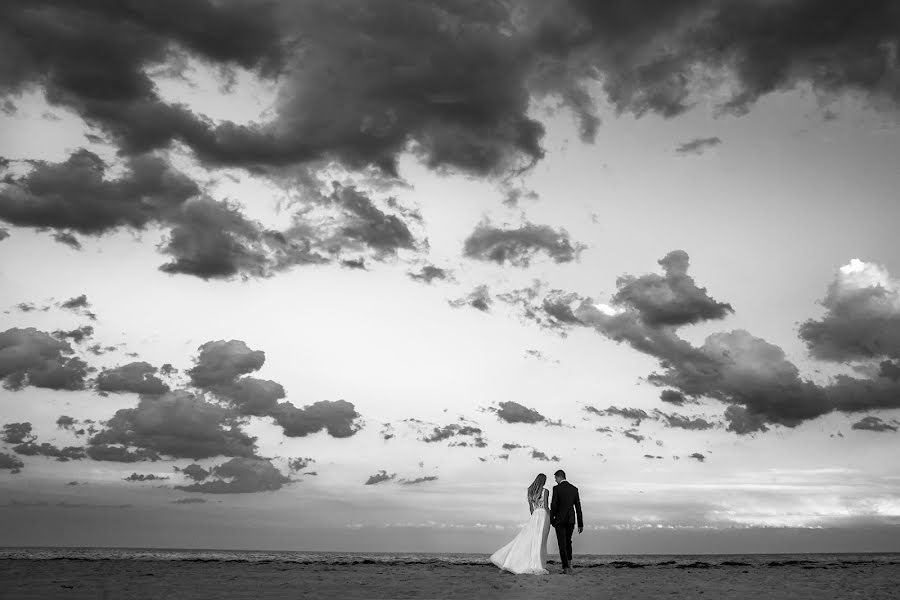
[2,547,898,569]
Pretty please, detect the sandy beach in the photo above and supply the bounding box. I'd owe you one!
[2,558,898,600]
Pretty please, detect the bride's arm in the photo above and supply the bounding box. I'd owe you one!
[542,488,549,509]
[528,493,534,514]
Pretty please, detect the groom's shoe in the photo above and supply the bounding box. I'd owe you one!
[562,567,572,575]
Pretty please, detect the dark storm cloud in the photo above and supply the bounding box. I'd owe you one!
[123,473,169,482]
[52,231,82,250]
[851,416,898,433]
[0,227,9,241]
[52,326,94,344]
[175,457,291,494]
[2,423,34,444]
[688,453,706,462]
[0,453,24,471]
[585,405,650,425]
[3,0,900,188]
[449,285,492,313]
[611,250,733,327]
[799,261,900,362]
[0,151,199,234]
[408,265,451,284]
[0,328,88,391]
[365,470,396,485]
[96,362,170,396]
[89,390,257,460]
[175,464,211,482]
[881,360,900,381]
[462,220,586,267]
[400,476,438,485]
[653,410,716,431]
[675,137,721,156]
[493,401,546,424]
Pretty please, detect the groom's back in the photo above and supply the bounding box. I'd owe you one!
[552,481,579,524]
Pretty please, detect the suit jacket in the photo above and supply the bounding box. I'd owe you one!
[550,481,583,528]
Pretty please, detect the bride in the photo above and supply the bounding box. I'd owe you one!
[490,473,551,575]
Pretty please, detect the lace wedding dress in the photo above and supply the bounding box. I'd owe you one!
[490,488,551,575]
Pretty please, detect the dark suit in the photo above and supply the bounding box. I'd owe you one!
[549,480,583,569]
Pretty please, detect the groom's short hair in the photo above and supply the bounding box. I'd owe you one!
[554,469,566,479]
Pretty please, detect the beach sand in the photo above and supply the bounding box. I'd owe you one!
[2,559,898,599]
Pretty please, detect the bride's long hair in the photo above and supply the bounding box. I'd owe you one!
[527,473,547,500]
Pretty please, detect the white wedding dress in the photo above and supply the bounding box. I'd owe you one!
[490,488,551,575]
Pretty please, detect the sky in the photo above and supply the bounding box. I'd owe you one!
[1,0,900,555]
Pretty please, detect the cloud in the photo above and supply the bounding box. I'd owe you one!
[659,389,687,405]
[688,453,706,462]
[0,227,8,241]
[421,423,486,447]
[89,390,257,460]
[172,498,207,504]
[175,457,291,494]
[530,449,560,462]
[188,340,266,388]
[56,416,77,430]
[463,220,586,267]
[175,463,211,482]
[0,151,199,235]
[623,430,645,443]
[449,285,492,312]
[585,405,650,426]
[408,265,451,284]
[0,452,24,471]
[123,473,169,482]
[494,401,546,424]
[799,259,900,361]
[496,282,585,336]
[273,400,363,438]
[157,196,327,280]
[850,416,898,433]
[13,442,86,461]
[323,185,418,257]
[188,339,361,437]
[0,328,88,391]
[365,470,396,485]
[85,445,161,463]
[52,326,94,344]
[96,362,170,396]
[653,410,716,431]
[1,422,34,444]
[52,231,82,250]
[400,476,438,485]
[611,250,733,327]
[60,295,90,310]
[675,137,721,155]
[288,457,314,472]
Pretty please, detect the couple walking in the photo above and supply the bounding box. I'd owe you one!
[490,470,584,575]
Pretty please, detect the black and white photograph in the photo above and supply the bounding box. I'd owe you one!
[1,1,899,598]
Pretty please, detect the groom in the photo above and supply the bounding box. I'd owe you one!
[549,469,583,574]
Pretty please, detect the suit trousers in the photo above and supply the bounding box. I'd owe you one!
[554,523,575,569]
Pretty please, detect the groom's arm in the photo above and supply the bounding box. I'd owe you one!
[549,487,559,524]
[574,488,583,533]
